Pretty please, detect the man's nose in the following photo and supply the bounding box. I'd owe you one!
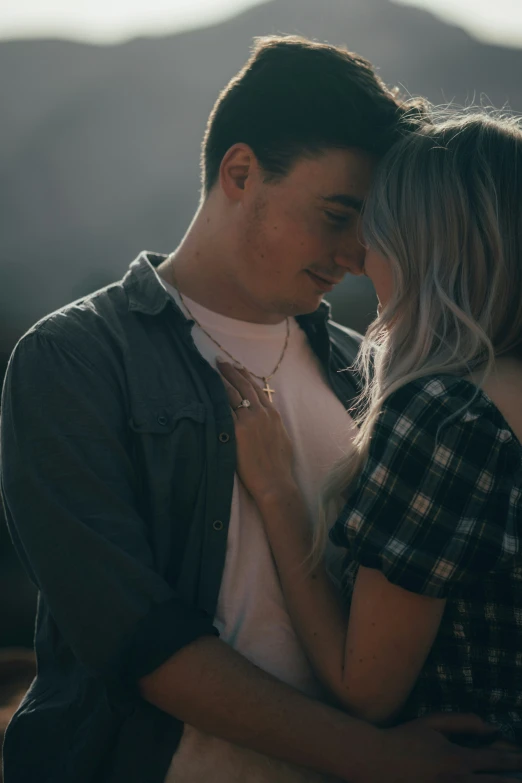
[333,243,366,276]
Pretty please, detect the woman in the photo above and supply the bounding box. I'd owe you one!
[218,111,522,751]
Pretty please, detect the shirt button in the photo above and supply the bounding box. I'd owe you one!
[212,520,224,531]
[157,415,168,426]
[218,432,230,443]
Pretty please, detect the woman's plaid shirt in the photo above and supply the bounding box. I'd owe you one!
[330,375,522,741]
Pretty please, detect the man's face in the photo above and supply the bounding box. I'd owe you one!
[234,148,376,318]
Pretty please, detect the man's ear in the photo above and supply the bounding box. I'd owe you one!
[219,144,259,201]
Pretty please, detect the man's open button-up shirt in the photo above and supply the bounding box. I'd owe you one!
[0,251,362,783]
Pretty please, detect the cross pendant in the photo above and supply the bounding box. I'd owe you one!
[262,379,275,403]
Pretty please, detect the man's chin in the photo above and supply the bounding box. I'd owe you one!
[282,293,325,317]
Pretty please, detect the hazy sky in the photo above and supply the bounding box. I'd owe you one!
[2,0,522,47]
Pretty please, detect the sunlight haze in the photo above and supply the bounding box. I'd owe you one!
[1,0,522,46]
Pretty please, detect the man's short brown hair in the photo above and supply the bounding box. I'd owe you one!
[201,35,424,195]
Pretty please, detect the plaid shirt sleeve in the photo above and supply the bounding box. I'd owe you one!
[330,376,521,598]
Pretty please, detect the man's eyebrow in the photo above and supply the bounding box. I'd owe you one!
[321,194,365,212]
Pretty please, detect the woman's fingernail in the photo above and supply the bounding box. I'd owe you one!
[233,362,243,369]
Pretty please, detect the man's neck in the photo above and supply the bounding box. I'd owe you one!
[156,213,286,326]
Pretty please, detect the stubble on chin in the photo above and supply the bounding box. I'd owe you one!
[275,292,325,319]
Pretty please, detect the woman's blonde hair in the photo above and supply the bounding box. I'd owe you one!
[315,109,522,559]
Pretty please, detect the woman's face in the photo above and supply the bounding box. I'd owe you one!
[363,246,394,310]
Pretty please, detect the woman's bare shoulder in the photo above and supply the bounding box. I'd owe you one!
[481,357,522,444]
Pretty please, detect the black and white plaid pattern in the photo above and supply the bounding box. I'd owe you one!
[330,375,522,740]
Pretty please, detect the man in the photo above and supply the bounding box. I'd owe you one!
[1,35,521,783]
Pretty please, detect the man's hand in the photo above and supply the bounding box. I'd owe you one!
[364,713,522,783]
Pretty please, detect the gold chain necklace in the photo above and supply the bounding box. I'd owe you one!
[169,263,290,402]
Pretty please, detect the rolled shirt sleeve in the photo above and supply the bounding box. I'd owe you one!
[330,376,522,598]
[0,323,218,686]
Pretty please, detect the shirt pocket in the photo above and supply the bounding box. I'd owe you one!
[128,396,207,483]
[128,397,207,573]
[129,398,206,434]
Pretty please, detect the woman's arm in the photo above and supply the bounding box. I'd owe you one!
[257,485,445,723]
[218,364,513,725]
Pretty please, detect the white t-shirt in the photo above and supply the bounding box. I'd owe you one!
[162,281,358,783]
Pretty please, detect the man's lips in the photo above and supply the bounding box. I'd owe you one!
[305,270,344,292]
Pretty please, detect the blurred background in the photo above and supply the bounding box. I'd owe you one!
[1,0,522,660]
